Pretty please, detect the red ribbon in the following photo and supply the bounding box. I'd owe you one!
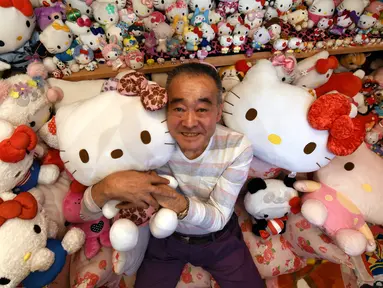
[0,192,38,227]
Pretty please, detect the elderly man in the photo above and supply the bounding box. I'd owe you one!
[82,63,263,287]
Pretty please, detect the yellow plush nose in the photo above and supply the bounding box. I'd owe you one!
[268,134,282,145]
[362,184,372,192]
[24,252,31,262]
[17,36,23,41]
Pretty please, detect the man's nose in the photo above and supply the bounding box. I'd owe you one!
[182,111,198,128]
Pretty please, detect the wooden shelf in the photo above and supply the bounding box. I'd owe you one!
[63,44,383,81]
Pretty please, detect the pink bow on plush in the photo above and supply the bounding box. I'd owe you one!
[271,54,296,75]
[77,17,92,27]
[141,0,153,8]
[117,71,168,111]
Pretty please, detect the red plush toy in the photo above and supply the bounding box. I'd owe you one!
[315,71,363,99]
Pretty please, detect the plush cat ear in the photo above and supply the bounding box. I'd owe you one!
[247,178,267,194]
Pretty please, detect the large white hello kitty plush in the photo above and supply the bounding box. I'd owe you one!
[92,1,119,28]
[51,71,180,253]
[0,191,85,288]
[293,51,339,89]
[0,0,37,72]
[39,20,80,74]
[67,0,93,17]
[223,59,335,173]
[0,120,60,195]
[307,0,335,28]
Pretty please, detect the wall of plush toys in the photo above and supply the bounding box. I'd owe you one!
[0,0,382,78]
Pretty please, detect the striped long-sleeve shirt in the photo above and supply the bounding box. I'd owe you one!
[158,124,253,235]
[81,125,253,235]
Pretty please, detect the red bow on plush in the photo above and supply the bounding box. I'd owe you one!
[77,17,92,27]
[117,71,168,111]
[0,125,37,163]
[315,56,339,74]
[0,192,38,227]
[0,0,33,16]
[80,49,89,55]
[308,92,365,156]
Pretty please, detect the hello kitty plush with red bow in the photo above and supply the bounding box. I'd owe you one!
[66,15,92,37]
[0,120,60,195]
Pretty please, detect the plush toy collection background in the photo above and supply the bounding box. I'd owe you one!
[0,0,383,77]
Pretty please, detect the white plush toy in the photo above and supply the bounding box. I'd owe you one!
[0,62,63,135]
[0,0,37,72]
[67,0,94,17]
[44,71,180,253]
[92,1,119,29]
[0,119,60,195]
[39,20,80,74]
[223,59,335,173]
[293,51,339,89]
[0,191,85,288]
[66,15,92,37]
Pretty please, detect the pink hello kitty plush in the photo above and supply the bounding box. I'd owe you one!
[63,181,112,259]
[99,37,126,71]
[307,0,335,29]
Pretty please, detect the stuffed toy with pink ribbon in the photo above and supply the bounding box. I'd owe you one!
[270,53,298,84]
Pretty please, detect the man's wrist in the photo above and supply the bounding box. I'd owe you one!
[92,179,110,208]
[177,196,189,220]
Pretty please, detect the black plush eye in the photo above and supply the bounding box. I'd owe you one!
[280,4,282,7]
[14,171,21,178]
[29,121,36,127]
[141,131,151,144]
[120,32,122,36]
[363,21,366,25]
[0,278,10,285]
[90,41,93,45]
[318,9,322,12]
[281,77,286,82]
[26,20,31,28]
[98,17,101,21]
[34,225,41,234]
[304,142,317,154]
[79,149,90,163]
[57,45,61,49]
[344,162,354,171]
[208,4,211,8]
[147,9,150,12]
[182,12,185,15]
[86,9,90,14]
[292,17,294,20]
[68,34,72,38]
[68,3,72,7]
[264,214,269,219]
[135,10,138,13]
[246,6,249,10]
[161,0,164,3]
[195,4,198,7]
[110,18,113,21]
[331,8,334,12]
[0,41,5,47]
[48,16,52,20]
[259,33,262,37]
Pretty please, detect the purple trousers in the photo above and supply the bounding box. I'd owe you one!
[135,214,264,288]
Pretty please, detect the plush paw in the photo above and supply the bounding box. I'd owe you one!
[38,164,60,185]
[149,208,178,239]
[366,240,377,253]
[0,61,11,71]
[301,199,328,227]
[62,227,86,255]
[102,200,121,219]
[110,219,139,252]
[30,248,55,272]
[335,229,367,256]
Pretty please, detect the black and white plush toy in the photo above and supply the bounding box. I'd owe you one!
[244,176,301,239]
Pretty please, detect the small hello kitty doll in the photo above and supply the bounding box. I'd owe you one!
[273,0,293,21]
[143,11,166,31]
[217,21,235,37]
[245,10,265,39]
[232,24,249,52]
[356,12,379,34]
[184,29,201,51]
[217,0,239,17]
[72,44,98,71]
[125,50,145,69]
[336,0,370,29]
[219,35,233,53]
[91,1,119,29]
[79,26,106,64]
[153,0,175,11]
[119,8,138,25]
[226,12,244,26]
[307,0,335,29]
[329,10,353,35]
[238,0,266,14]
[165,0,188,22]
[265,6,278,20]
[200,22,216,51]
[252,26,270,50]
[208,10,224,24]
[132,0,154,18]
[188,0,214,11]
[99,37,126,71]
[287,6,309,31]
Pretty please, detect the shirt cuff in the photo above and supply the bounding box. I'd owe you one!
[179,196,198,224]
[83,186,102,213]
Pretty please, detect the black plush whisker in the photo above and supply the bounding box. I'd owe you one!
[223,111,233,115]
[72,170,77,175]
[224,100,234,106]
[161,119,167,123]
[316,162,321,168]
[229,91,241,99]
[165,143,176,145]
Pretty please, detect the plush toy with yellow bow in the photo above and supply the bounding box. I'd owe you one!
[39,20,80,75]
[0,191,85,288]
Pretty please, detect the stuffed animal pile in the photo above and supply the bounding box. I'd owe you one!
[0,0,382,76]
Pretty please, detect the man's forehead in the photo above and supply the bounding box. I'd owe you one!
[168,74,218,99]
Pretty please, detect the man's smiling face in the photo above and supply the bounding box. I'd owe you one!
[167,74,223,160]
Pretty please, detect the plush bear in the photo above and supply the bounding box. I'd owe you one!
[0,0,38,72]
[244,177,300,239]
[0,191,85,288]
[0,120,60,195]
[223,59,335,173]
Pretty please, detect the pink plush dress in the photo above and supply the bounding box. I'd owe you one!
[302,183,365,236]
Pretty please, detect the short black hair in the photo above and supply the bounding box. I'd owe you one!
[166,63,223,104]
